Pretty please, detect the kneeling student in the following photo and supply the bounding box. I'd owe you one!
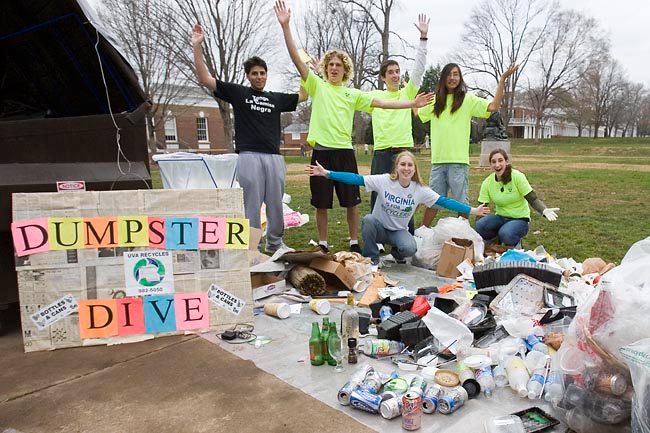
[307,151,489,265]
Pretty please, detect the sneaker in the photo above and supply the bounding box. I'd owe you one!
[376,243,385,253]
[371,257,380,266]
[318,244,330,253]
[395,258,407,264]
[265,242,290,254]
[349,243,362,254]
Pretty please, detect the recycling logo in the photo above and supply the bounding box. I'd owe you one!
[133,258,166,287]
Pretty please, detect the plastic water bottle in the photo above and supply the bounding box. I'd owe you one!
[506,356,530,397]
[544,356,564,404]
[493,364,508,387]
[525,334,549,354]
[361,339,405,357]
[527,368,546,399]
[475,366,496,397]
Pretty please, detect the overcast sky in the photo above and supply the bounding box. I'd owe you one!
[88,0,648,90]
[265,0,649,90]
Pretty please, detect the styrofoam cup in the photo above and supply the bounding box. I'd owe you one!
[264,302,291,319]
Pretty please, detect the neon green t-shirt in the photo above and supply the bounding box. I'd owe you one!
[478,169,533,219]
[418,93,490,164]
[368,81,418,150]
[301,70,374,149]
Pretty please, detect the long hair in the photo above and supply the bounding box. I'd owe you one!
[320,49,354,83]
[389,151,424,185]
[433,63,467,117]
[489,148,512,184]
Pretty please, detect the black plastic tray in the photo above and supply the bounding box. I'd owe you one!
[511,407,560,433]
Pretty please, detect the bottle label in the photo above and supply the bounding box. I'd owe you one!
[475,366,493,380]
[525,334,542,350]
[531,374,545,385]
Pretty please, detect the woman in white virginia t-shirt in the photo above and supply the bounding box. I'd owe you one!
[307,151,489,265]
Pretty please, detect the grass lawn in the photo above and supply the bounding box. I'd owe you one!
[151,137,650,264]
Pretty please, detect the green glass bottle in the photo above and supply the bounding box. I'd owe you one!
[321,317,331,362]
[309,322,324,366]
[326,321,340,366]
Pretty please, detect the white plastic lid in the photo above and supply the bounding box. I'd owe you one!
[421,366,439,383]
[464,354,492,369]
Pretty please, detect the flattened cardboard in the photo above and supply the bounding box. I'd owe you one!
[251,273,287,300]
[437,238,474,278]
[309,257,356,291]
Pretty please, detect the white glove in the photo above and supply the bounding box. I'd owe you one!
[543,207,559,222]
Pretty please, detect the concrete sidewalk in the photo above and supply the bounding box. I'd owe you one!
[0,324,374,433]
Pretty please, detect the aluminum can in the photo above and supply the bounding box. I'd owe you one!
[379,397,402,419]
[422,384,443,414]
[401,391,422,430]
[349,388,382,414]
[408,375,427,396]
[438,386,468,415]
[337,365,373,405]
[359,370,382,394]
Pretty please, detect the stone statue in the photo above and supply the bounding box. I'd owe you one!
[483,112,508,141]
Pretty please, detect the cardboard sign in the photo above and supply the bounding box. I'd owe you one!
[207,284,245,315]
[30,294,78,330]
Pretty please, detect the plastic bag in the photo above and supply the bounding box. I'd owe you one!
[412,217,485,270]
[621,338,650,433]
[421,306,474,355]
[553,237,650,432]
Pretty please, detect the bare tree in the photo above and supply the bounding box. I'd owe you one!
[635,90,650,137]
[339,0,406,89]
[458,0,554,126]
[160,0,278,151]
[580,45,624,138]
[617,82,644,137]
[523,9,595,141]
[99,0,190,155]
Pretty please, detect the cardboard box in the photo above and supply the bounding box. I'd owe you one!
[251,273,287,300]
[309,257,356,291]
[436,238,474,278]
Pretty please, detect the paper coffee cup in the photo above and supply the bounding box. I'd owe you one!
[309,299,331,315]
[264,302,291,319]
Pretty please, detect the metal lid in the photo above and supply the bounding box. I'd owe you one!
[610,374,627,396]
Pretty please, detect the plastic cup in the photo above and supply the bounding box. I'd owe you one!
[309,299,331,315]
[264,302,291,319]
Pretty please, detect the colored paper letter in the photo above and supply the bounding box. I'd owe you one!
[143,295,176,333]
[224,218,249,250]
[117,297,145,336]
[175,293,209,331]
[79,299,118,339]
[118,216,149,247]
[148,217,165,249]
[84,217,119,248]
[199,218,226,249]
[165,218,199,250]
[11,218,50,257]
[49,217,84,251]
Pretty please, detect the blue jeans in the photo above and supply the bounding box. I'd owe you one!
[361,214,417,261]
[475,215,529,246]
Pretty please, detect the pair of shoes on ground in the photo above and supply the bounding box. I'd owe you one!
[319,244,362,254]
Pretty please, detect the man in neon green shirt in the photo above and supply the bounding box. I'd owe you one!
[418,62,517,226]
[368,14,429,224]
[275,0,432,253]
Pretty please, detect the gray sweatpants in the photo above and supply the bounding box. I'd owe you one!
[236,152,286,249]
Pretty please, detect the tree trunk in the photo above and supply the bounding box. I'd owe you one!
[217,102,235,152]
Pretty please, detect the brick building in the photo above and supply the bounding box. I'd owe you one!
[154,86,228,153]
[281,122,309,155]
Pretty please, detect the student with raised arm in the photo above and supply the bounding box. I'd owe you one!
[192,23,307,253]
[418,62,517,227]
[307,151,490,265]
[274,0,433,254]
[369,14,429,221]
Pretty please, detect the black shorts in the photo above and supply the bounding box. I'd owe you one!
[310,148,362,209]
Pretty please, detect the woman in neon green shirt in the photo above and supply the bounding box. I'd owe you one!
[476,149,559,247]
